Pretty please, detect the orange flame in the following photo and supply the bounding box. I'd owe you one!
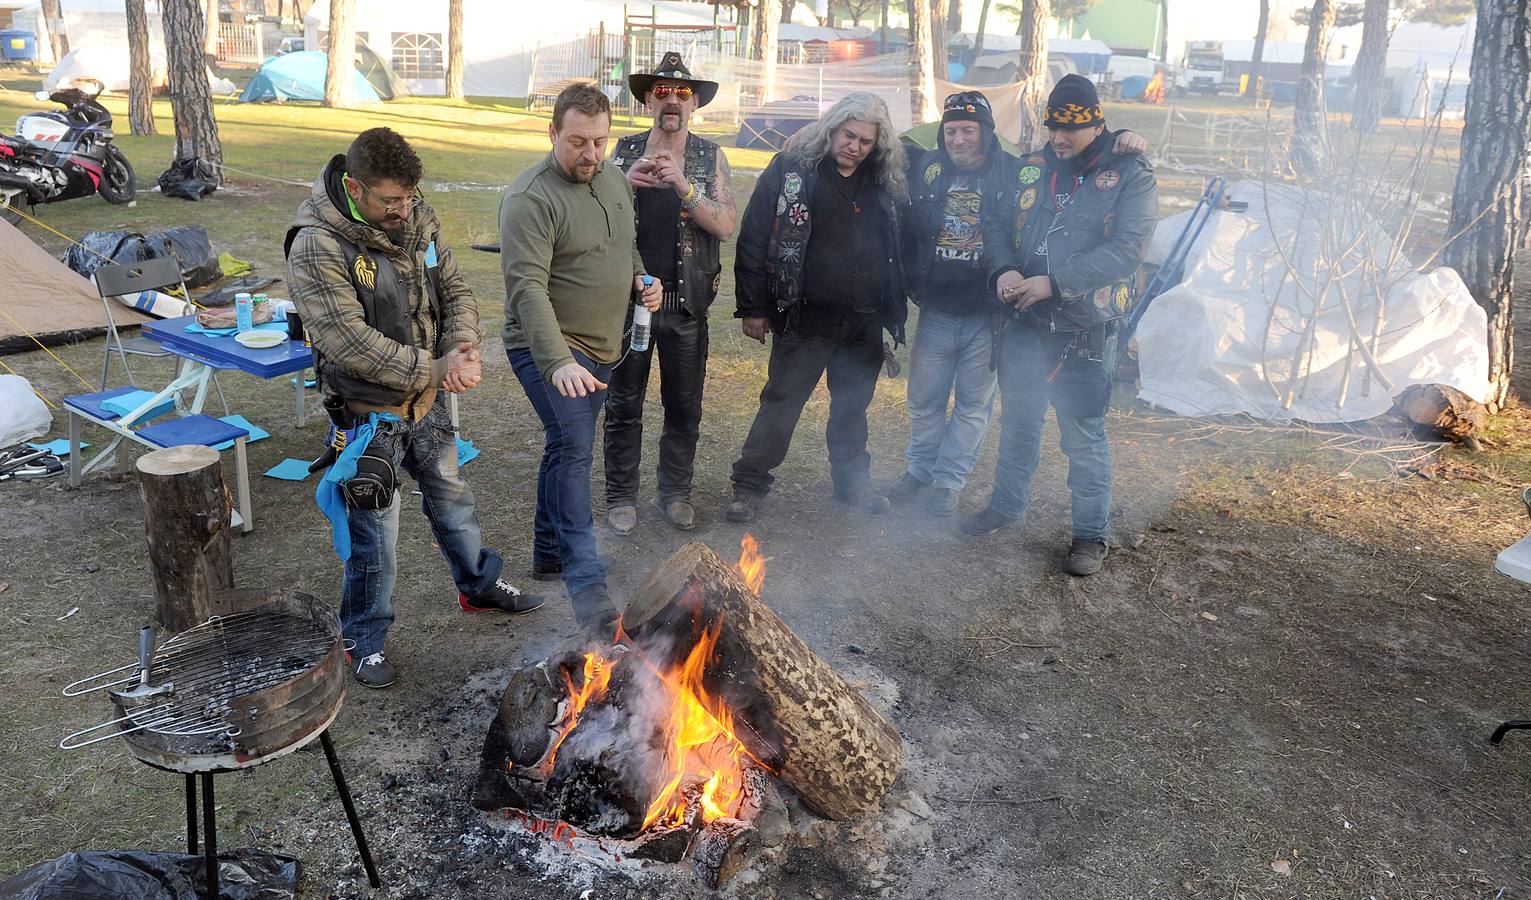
[542,651,613,774]
[735,533,766,594]
[639,620,750,829]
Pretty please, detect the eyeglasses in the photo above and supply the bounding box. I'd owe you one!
[651,84,694,100]
[348,176,418,214]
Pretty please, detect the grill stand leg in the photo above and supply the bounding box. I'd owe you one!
[1490,720,1531,743]
[201,772,218,899]
[185,774,198,855]
[320,730,381,888]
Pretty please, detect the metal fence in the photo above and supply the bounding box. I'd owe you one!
[216,20,285,65]
[527,26,738,120]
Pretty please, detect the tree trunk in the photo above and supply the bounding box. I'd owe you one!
[126,0,157,136]
[1348,0,1389,134]
[931,0,949,80]
[162,0,224,181]
[1443,0,1531,411]
[323,0,356,108]
[973,0,993,59]
[445,0,464,99]
[1290,0,1335,175]
[38,0,67,64]
[948,0,962,34]
[623,543,904,821]
[137,446,234,634]
[1249,0,1269,101]
[752,0,780,104]
[781,0,796,22]
[1018,0,1049,147]
[203,0,219,59]
[909,0,938,123]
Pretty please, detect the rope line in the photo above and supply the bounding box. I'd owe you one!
[0,355,59,409]
[0,305,96,391]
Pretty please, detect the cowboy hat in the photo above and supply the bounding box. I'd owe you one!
[628,51,719,108]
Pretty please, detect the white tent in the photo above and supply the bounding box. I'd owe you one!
[304,0,725,99]
[43,43,237,96]
[11,0,162,66]
[1135,181,1488,424]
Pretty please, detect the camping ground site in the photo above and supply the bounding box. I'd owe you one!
[0,77,1529,898]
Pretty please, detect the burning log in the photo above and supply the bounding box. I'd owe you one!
[689,816,759,888]
[622,542,903,821]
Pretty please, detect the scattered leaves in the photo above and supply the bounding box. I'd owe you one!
[1270,859,1293,876]
[1200,611,1218,621]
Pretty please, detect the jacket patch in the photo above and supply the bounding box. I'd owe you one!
[352,253,377,291]
[784,171,803,200]
[787,201,808,226]
[777,194,788,216]
[924,162,942,185]
[1095,169,1120,191]
[1114,283,1131,313]
[1092,287,1111,310]
[1019,165,1041,184]
[1102,211,1115,237]
[1019,187,1037,211]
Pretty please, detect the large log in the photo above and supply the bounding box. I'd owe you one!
[136,445,234,633]
[622,542,902,821]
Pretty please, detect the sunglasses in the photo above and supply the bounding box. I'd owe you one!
[348,176,418,214]
[651,84,694,100]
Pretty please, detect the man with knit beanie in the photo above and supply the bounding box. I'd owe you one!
[891,89,1145,519]
[961,74,1158,578]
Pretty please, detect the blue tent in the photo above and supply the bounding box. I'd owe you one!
[239,51,380,103]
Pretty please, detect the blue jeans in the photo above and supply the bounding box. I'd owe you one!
[341,399,501,658]
[904,308,998,491]
[987,322,1113,541]
[510,347,610,599]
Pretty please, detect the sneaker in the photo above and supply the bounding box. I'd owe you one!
[531,560,563,582]
[960,507,1018,536]
[662,498,695,531]
[348,651,396,689]
[607,504,637,535]
[835,481,890,515]
[726,491,764,523]
[925,487,959,517]
[885,471,929,503]
[1062,539,1108,577]
[571,586,621,638]
[460,578,546,614]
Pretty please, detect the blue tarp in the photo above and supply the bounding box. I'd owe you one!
[239,51,380,103]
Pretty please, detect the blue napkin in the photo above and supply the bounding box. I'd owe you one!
[265,458,314,481]
[315,412,398,562]
[30,439,86,457]
[187,317,289,336]
[101,389,174,422]
[456,436,480,466]
[213,415,269,450]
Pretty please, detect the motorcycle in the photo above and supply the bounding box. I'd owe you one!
[0,78,135,224]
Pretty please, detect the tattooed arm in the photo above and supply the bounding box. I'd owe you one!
[684,151,737,241]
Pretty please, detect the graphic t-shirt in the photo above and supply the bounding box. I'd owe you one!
[935,175,984,263]
[923,173,994,316]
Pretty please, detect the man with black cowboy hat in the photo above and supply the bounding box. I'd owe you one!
[962,74,1158,578]
[891,90,1145,519]
[603,52,736,535]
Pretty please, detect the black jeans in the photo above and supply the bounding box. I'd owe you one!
[731,309,883,497]
[603,306,708,506]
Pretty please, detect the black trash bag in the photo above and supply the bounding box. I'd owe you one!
[60,230,151,280]
[0,848,300,900]
[201,275,281,308]
[157,157,218,201]
[145,225,220,288]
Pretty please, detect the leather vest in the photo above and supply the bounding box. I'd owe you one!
[612,131,723,312]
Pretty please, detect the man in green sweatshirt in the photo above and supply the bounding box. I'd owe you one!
[501,83,662,635]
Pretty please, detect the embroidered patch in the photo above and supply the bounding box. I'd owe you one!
[1102,211,1115,237]
[780,241,804,264]
[1019,165,1041,184]
[924,162,943,185]
[352,253,376,291]
[1019,187,1036,210]
[787,202,808,226]
[1016,208,1028,230]
[784,172,803,200]
[1027,153,1044,165]
[614,156,625,168]
[1092,287,1111,310]
[777,195,787,216]
[1114,283,1131,313]
[1095,169,1120,191]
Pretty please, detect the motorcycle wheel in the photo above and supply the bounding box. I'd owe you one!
[0,191,23,225]
[99,145,135,204]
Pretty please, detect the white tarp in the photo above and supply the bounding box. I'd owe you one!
[42,44,237,95]
[0,375,50,449]
[1135,180,1489,423]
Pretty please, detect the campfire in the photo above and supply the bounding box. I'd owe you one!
[473,537,900,886]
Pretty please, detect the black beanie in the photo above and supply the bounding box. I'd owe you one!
[941,90,995,132]
[1045,74,1104,130]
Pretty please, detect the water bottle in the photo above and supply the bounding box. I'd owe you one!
[234,292,253,333]
[631,276,653,352]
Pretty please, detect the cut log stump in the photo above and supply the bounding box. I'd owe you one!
[622,541,903,821]
[136,445,234,633]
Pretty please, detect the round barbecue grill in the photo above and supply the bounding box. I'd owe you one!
[61,590,381,897]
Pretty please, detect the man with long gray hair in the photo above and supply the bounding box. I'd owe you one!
[727,91,909,523]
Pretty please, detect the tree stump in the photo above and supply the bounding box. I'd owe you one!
[622,542,903,821]
[136,445,234,633]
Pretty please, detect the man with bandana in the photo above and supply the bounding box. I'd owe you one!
[963,74,1158,578]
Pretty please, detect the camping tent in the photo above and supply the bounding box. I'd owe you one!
[352,41,410,100]
[239,51,381,103]
[44,44,237,95]
[12,0,163,66]
[0,218,148,355]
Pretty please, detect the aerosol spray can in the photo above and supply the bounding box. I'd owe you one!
[631,276,653,353]
[234,292,253,333]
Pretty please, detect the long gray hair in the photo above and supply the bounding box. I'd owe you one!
[784,91,908,203]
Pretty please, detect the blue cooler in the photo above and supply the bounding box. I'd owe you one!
[0,30,36,61]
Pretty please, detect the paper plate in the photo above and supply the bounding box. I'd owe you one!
[235,330,289,349]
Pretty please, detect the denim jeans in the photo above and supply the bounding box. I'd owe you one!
[510,347,611,599]
[341,398,502,658]
[604,306,708,506]
[987,321,1113,541]
[904,308,998,491]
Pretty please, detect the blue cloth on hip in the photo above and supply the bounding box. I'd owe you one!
[315,411,399,562]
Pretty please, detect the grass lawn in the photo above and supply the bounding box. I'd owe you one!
[0,78,1527,899]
